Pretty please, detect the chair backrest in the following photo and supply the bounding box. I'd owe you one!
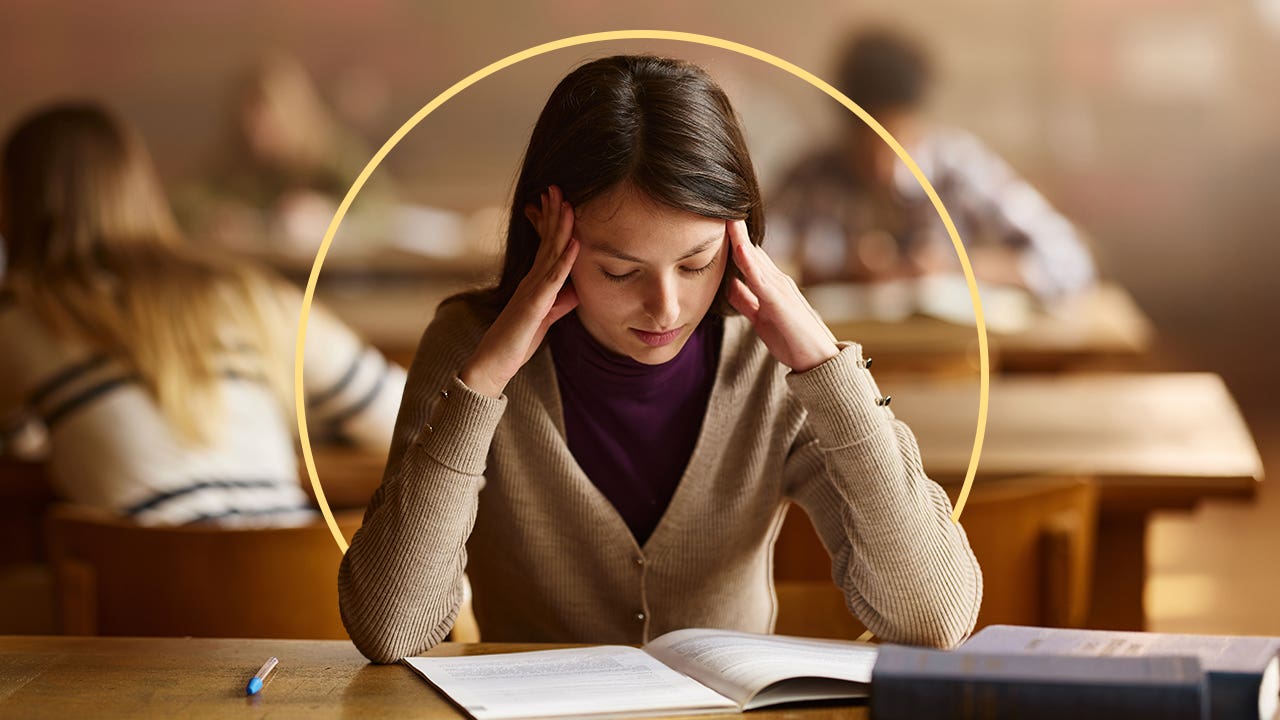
[956,477,1098,629]
[46,504,363,639]
[774,476,1098,639]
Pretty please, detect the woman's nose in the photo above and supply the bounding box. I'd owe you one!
[642,274,680,328]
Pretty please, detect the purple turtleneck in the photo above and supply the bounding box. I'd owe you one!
[548,310,721,545]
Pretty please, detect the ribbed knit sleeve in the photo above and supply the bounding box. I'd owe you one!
[338,299,505,663]
[781,341,982,649]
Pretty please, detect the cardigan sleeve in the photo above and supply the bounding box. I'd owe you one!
[337,299,506,663]
[780,341,982,649]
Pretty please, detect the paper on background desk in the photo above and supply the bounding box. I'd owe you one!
[804,276,1034,333]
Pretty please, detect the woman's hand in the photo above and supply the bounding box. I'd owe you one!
[460,185,580,398]
[726,219,840,373]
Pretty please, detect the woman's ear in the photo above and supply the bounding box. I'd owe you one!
[523,202,541,227]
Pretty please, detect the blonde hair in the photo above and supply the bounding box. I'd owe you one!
[1,102,292,444]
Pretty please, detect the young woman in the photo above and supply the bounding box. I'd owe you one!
[339,54,982,663]
[0,103,405,526]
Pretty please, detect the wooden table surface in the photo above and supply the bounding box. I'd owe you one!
[0,636,868,720]
[821,282,1155,373]
[884,371,1264,506]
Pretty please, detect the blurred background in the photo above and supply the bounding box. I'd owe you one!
[1,1,1276,640]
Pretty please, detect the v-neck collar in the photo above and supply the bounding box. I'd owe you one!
[529,313,748,558]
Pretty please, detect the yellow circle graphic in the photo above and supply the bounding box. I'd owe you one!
[296,30,989,556]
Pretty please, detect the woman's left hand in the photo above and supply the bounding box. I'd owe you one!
[727,220,840,373]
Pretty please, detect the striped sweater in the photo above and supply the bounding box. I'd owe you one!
[0,282,405,526]
[338,298,982,663]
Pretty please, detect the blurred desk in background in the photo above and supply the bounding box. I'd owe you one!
[245,244,498,283]
[887,371,1264,630]
[818,282,1155,374]
[0,636,870,719]
[303,446,387,510]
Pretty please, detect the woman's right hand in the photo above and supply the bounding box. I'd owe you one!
[459,185,580,398]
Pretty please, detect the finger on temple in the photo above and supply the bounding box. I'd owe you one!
[728,277,761,321]
[553,236,579,274]
[729,222,764,288]
[558,201,575,244]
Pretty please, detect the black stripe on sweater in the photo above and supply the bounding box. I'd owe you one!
[320,355,389,429]
[125,479,291,516]
[180,504,318,525]
[42,370,270,429]
[28,355,111,407]
[307,346,365,409]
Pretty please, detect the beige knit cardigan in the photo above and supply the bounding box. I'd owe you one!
[339,299,982,663]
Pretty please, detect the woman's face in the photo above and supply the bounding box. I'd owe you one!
[569,184,729,365]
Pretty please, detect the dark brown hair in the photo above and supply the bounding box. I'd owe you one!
[458,54,764,318]
[835,28,932,117]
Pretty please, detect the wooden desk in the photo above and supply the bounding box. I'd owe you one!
[305,446,387,509]
[244,245,499,284]
[820,283,1155,374]
[0,458,54,565]
[0,636,868,719]
[884,371,1264,630]
[886,372,1263,503]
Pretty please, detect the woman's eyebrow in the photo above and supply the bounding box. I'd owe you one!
[589,232,725,263]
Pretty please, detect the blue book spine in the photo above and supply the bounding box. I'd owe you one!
[870,645,1208,720]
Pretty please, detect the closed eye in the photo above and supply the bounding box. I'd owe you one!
[602,269,638,282]
[600,255,718,283]
[681,258,717,276]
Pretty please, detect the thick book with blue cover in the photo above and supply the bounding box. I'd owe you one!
[961,625,1280,720]
[870,645,1207,720]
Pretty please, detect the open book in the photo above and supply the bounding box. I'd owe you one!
[404,628,878,720]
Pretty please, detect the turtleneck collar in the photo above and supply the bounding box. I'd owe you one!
[548,310,718,397]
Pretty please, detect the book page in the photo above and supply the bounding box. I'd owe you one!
[643,629,876,709]
[404,646,738,720]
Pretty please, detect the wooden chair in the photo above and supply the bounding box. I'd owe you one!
[957,477,1099,630]
[774,476,1098,639]
[46,504,363,639]
[452,574,481,642]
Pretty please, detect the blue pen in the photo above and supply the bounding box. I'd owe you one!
[246,656,279,695]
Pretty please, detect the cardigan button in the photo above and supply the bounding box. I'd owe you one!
[635,556,645,567]
[861,357,873,369]
[439,388,450,399]
[634,612,646,623]
[876,395,892,407]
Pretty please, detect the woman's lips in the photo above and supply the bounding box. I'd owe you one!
[630,326,684,347]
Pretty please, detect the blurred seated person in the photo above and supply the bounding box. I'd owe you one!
[769,27,1096,301]
[0,102,406,526]
[177,53,394,254]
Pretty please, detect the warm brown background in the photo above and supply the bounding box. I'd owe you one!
[2,0,1277,635]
